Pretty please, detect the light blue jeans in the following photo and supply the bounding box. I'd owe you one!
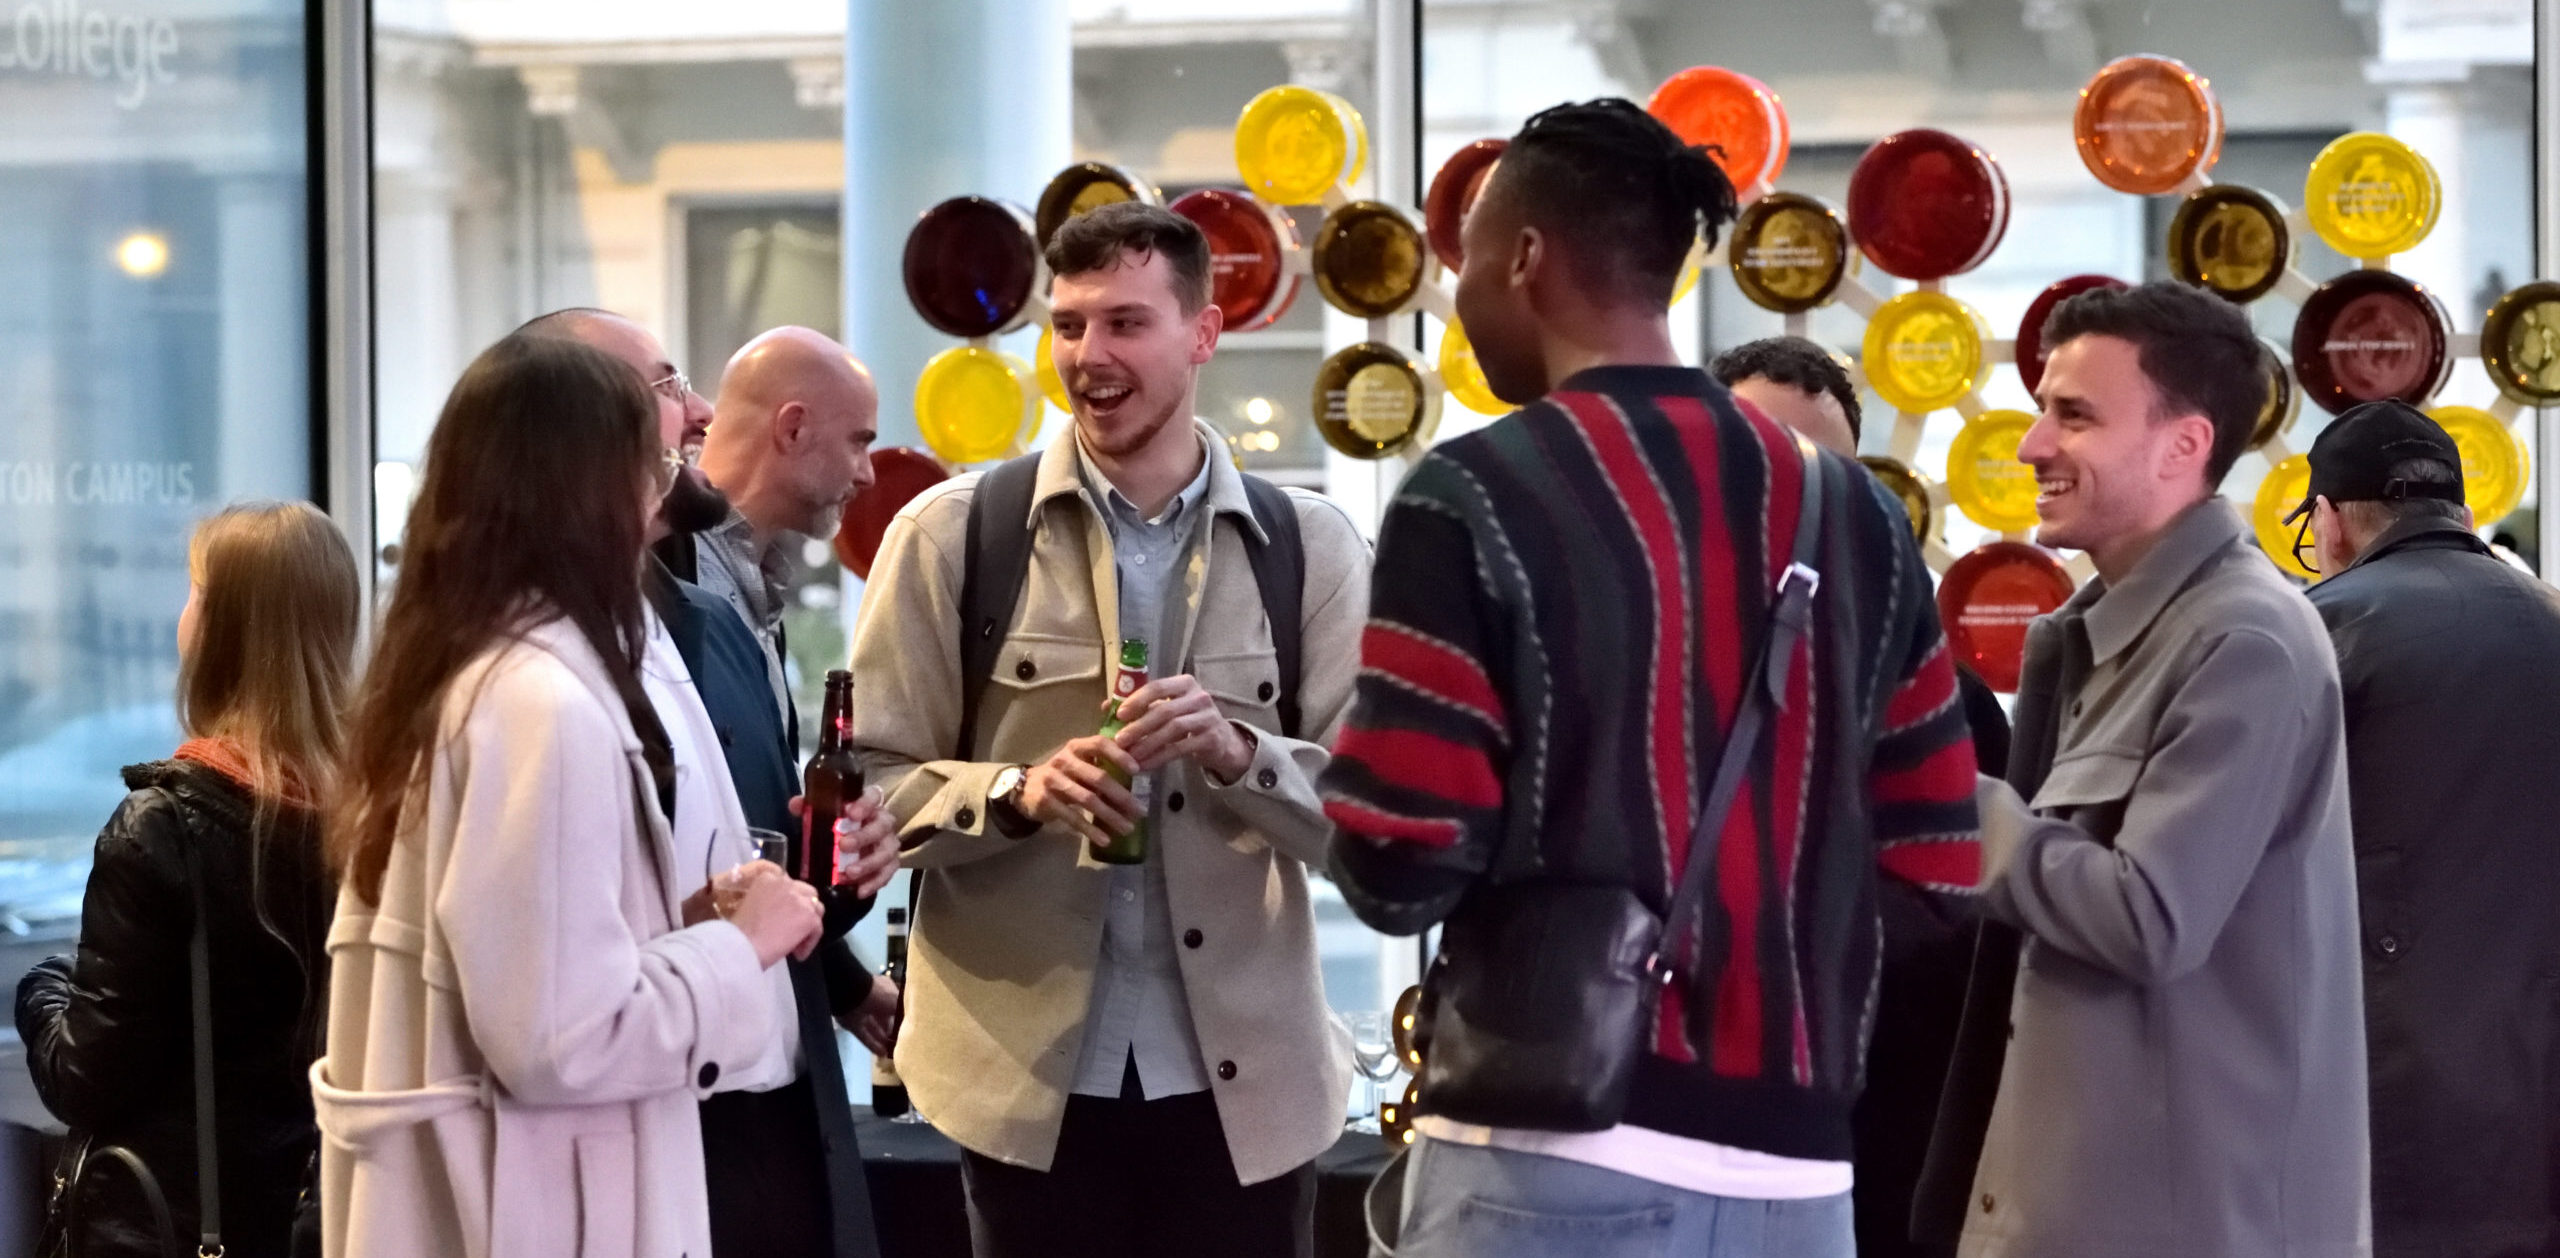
[1394,1137,1856,1258]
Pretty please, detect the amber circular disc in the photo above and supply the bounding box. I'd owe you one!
[2015,274,2128,396]
[1937,542,2076,694]
[1945,409,2043,533]
[1169,189,1302,333]
[1035,326,1072,413]
[1846,129,2011,281]
[1391,984,1425,1069]
[2166,185,2293,304]
[915,347,1038,465]
[1425,138,1506,273]
[835,448,950,580]
[1728,192,1851,314]
[901,197,1040,338]
[1236,85,1368,206]
[1313,343,1436,460]
[1313,200,1427,318]
[2430,404,2530,527]
[1034,162,1161,248]
[2291,269,2453,414]
[2250,340,2300,451]
[1438,320,1507,416]
[2072,55,2223,196]
[1859,455,1939,545]
[2253,454,2317,580]
[1646,65,1791,191]
[2479,280,2560,405]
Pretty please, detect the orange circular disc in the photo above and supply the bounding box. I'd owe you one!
[2072,55,2223,196]
[1937,542,2077,694]
[1424,138,1506,273]
[1647,66,1790,191]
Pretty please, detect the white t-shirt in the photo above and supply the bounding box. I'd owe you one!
[640,610,803,1091]
[1414,1115,1852,1200]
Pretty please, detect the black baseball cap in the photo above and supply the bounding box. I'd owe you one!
[2283,400,2465,525]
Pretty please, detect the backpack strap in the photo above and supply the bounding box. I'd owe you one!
[954,454,1046,760]
[1236,475,1307,742]
[176,813,225,1257]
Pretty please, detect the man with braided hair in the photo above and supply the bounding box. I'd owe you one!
[1325,99,1980,1257]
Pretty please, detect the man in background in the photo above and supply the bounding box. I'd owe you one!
[2299,401,2560,1258]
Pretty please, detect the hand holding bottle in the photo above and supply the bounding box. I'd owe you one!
[728,867,824,968]
[1109,675,1255,780]
[1019,735,1143,849]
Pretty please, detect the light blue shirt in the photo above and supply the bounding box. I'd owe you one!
[1067,437,1215,1100]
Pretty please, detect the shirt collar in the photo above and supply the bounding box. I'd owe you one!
[2079,496,2249,666]
[700,504,788,622]
[2343,515,2491,574]
[1031,420,1267,543]
[1076,433,1212,529]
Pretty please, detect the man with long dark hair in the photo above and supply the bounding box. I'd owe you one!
[1322,100,1982,1256]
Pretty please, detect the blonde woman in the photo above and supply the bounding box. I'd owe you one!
[314,333,821,1258]
[17,501,360,1258]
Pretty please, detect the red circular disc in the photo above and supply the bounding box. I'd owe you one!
[1425,138,1506,273]
[902,197,1040,338]
[2016,274,2128,395]
[835,448,950,580]
[1170,189,1302,332]
[1646,66,1790,191]
[1937,542,2075,694]
[1846,129,2012,281]
[2289,269,2453,415]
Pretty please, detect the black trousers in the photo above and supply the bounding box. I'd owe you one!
[960,1063,1316,1258]
[702,1074,834,1257]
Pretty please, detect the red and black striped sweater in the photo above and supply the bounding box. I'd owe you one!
[1323,365,1981,1162]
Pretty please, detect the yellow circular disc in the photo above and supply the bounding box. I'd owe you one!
[2304,132,2441,260]
[2429,404,2529,526]
[2253,453,2316,580]
[1437,321,1507,415]
[1035,326,1072,413]
[1863,290,1990,415]
[1235,86,1368,207]
[915,347,1038,465]
[1671,235,1706,305]
[1944,408,2041,533]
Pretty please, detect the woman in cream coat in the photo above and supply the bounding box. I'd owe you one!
[314,334,823,1258]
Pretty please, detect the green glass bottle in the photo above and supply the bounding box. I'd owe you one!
[1092,639,1150,865]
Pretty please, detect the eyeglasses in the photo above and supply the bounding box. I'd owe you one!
[2291,512,2320,576]
[648,369,693,403]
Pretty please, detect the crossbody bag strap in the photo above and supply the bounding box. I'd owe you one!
[1656,434,1826,984]
[177,820,224,1257]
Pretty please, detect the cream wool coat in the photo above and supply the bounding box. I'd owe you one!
[313,615,778,1258]
[852,425,1368,1186]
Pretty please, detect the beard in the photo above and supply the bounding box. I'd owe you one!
[1079,392,1186,459]
[657,466,733,536]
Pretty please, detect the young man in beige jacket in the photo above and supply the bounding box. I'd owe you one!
[850,202,1369,1258]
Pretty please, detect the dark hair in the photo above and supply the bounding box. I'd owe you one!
[2342,455,2467,532]
[332,333,673,904]
[1044,202,1211,314]
[1496,98,1740,308]
[2040,281,2262,487]
[1709,336,1863,440]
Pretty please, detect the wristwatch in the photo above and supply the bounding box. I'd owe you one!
[989,765,1039,838]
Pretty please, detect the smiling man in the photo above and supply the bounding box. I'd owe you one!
[849,201,1369,1258]
[1918,282,2369,1258]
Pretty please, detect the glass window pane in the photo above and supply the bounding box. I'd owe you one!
[0,1,313,980]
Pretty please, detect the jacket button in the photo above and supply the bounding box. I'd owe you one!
[1217,1060,1237,1081]
[1183,928,1203,949]
[1257,681,1275,702]
[698,1063,720,1089]
[956,807,977,829]
[1168,792,1186,813]
[2377,934,2402,957]
[1981,1193,1995,1214]
[1256,769,1278,790]
[1016,658,1036,681]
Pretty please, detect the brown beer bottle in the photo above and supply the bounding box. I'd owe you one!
[870,907,911,1118]
[1092,640,1150,865]
[800,669,861,890]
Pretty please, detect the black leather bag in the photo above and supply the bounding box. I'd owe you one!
[1411,434,1827,1133]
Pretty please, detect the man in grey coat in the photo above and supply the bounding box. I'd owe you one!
[2299,401,2560,1258]
[1918,282,2369,1258]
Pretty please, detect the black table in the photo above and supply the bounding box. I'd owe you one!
[858,1111,1396,1258]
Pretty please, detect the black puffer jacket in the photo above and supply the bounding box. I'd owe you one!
[16,758,333,1258]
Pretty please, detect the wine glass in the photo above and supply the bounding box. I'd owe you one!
[1347,1012,1397,1134]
